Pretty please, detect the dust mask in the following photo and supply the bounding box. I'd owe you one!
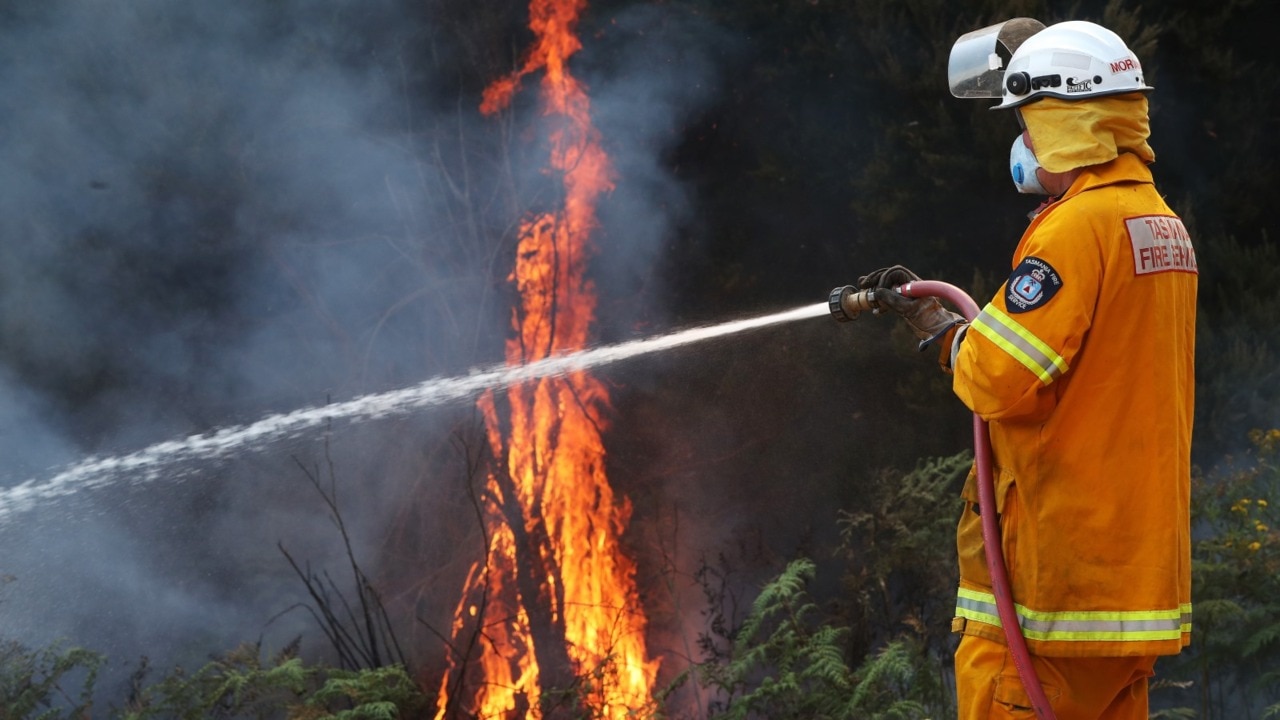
[1009,132,1048,195]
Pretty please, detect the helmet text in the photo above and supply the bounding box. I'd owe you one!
[1109,57,1139,74]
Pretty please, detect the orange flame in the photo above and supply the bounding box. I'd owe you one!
[434,1,658,718]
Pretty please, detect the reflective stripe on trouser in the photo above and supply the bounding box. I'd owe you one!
[955,633,1156,720]
[971,304,1067,384]
[956,587,1192,643]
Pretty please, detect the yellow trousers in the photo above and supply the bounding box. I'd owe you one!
[955,634,1156,719]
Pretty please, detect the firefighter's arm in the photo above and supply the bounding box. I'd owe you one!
[952,321,1060,421]
[951,215,1101,420]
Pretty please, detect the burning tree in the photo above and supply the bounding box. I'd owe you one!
[433,1,659,717]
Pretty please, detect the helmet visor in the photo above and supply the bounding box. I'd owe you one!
[948,18,1045,99]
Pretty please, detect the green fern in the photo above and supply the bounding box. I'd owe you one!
[0,640,102,720]
[695,558,935,719]
[735,557,816,649]
[847,641,932,720]
[303,665,424,718]
[120,644,429,720]
[1242,620,1280,658]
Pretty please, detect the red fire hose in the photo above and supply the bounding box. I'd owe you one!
[829,280,1057,720]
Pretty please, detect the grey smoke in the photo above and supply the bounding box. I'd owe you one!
[0,0,479,687]
[0,0,728,705]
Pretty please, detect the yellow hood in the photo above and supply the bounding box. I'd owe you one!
[1021,94,1154,173]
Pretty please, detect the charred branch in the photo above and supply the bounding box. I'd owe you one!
[273,437,408,673]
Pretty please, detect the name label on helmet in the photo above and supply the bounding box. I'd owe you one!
[1127,215,1197,275]
[1110,57,1139,74]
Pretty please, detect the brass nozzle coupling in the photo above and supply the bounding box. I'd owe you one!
[828,285,879,322]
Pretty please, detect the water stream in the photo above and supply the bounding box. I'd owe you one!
[0,302,831,524]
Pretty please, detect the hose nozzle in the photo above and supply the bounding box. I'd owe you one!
[829,285,879,322]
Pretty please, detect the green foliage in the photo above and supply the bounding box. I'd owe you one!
[1149,709,1198,720]
[694,557,939,719]
[1157,428,1280,717]
[0,640,103,720]
[836,453,970,663]
[303,665,422,720]
[120,643,430,720]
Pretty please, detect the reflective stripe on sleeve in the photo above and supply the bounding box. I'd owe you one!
[970,304,1068,384]
[955,587,1191,643]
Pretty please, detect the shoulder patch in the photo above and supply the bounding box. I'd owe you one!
[1005,257,1063,313]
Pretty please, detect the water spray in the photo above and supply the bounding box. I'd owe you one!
[828,279,1057,720]
[0,302,829,526]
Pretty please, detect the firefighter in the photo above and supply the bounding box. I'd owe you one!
[860,19,1196,719]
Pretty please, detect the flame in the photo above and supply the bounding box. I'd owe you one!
[434,1,658,718]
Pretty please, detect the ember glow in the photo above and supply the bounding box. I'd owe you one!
[434,0,659,717]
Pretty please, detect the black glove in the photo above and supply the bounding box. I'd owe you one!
[857,265,964,347]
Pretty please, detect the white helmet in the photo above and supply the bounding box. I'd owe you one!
[948,19,1151,109]
[996,21,1151,109]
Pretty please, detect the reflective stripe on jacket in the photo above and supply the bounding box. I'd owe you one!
[952,152,1196,657]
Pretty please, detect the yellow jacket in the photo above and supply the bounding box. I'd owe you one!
[951,152,1196,657]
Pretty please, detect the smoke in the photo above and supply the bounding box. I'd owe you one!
[0,0,517,694]
[0,0,742,705]
[579,4,739,334]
